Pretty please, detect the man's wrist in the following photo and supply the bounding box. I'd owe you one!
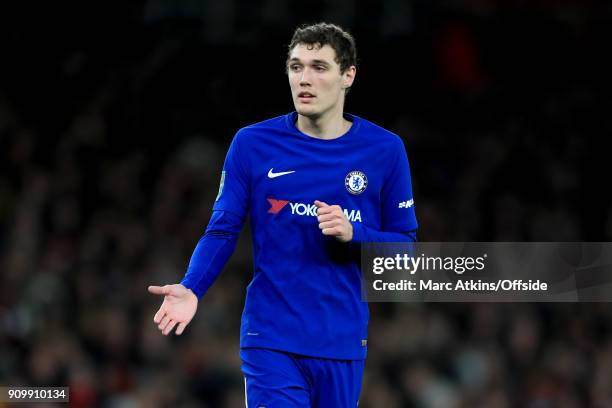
[185,286,197,299]
[180,279,202,300]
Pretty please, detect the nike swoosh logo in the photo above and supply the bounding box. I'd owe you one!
[268,168,296,178]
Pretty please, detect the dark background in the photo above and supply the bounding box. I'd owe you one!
[1,1,611,407]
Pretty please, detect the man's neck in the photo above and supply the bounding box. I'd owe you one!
[296,106,352,140]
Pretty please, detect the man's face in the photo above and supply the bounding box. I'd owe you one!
[287,43,355,119]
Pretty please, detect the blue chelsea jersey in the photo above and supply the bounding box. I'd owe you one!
[213,112,417,360]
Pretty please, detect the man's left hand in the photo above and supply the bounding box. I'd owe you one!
[314,200,353,243]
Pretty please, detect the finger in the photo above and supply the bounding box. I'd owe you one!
[322,227,341,236]
[317,213,337,223]
[318,221,337,230]
[148,285,169,296]
[166,285,182,297]
[158,315,171,331]
[153,307,166,324]
[317,205,344,217]
[314,200,329,208]
[316,206,335,216]
[176,322,187,336]
[163,320,177,336]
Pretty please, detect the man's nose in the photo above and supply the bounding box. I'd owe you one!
[299,68,312,85]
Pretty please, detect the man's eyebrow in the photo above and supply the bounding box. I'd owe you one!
[310,59,331,66]
[287,58,332,66]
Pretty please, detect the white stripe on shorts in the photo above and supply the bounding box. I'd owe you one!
[244,377,248,408]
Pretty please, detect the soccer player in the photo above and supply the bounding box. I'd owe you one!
[148,22,418,407]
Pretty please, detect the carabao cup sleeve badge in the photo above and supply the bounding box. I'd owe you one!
[216,171,226,201]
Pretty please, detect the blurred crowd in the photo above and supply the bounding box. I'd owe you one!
[1,1,612,407]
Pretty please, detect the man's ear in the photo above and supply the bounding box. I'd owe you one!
[342,66,356,89]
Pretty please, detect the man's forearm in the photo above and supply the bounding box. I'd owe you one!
[351,223,417,243]
[180,210,243,299]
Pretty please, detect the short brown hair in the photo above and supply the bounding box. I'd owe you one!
[287,22,357,73]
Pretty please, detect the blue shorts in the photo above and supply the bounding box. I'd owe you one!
[240,348,365,408]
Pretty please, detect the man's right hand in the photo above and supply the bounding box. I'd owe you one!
[148,284,198,336]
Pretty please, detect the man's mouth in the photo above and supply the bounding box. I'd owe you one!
[298,92,315,99]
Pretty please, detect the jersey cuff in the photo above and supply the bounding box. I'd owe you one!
[351,222,365,243]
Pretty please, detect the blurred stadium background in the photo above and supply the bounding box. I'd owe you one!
[1,1,612,407]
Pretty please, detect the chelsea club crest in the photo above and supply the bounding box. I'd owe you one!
[345,170,368,195]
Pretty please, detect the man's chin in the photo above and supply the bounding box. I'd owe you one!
[295,106,320,119]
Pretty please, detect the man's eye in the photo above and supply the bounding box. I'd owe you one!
[290,65,301,71]
[314,65,326,71]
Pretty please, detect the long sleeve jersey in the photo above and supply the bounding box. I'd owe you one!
[181,112,418,360]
